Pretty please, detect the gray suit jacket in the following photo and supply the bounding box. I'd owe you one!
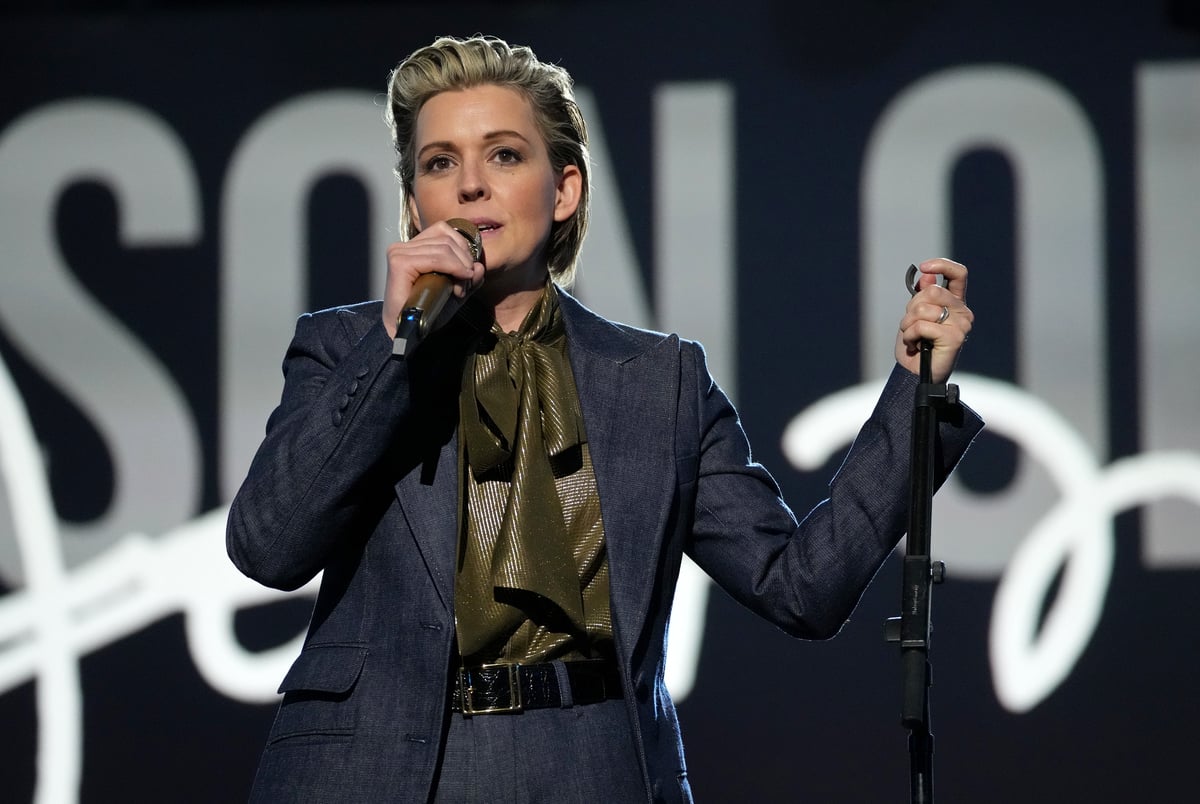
[227,289,982,803]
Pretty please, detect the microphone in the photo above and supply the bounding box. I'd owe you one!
[392,218,484,357]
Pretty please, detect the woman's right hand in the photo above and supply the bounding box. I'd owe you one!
[382,221,486,337]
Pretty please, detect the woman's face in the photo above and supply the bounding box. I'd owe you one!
[408,84,580,290]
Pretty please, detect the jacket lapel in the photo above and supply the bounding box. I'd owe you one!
[559,290,680,664]
[393,438,458,613]
[334,305,461,615]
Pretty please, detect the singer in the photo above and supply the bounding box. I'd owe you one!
[227,34,981,803]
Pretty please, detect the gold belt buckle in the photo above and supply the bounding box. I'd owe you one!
[459,662,523,715]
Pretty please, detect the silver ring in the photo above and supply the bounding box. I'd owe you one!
[936,305,950,324]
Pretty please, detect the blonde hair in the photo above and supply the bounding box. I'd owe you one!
[386,35,590,287]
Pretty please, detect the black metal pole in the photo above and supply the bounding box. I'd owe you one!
[886,269,959,804]
[903,342,936,804]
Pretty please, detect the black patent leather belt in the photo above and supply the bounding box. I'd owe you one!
[451,659,621,715]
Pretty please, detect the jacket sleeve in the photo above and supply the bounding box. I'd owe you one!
[684,345,983,639]
[226,309,411,591]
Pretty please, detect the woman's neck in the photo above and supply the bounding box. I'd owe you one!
[481,268,551,333]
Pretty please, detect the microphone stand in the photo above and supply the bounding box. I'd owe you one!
[885,266,960,804]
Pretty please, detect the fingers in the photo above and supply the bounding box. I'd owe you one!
[901,258,971,335]
[915,257,968,303]
[388,223,481,281]
[896,258,974,382]
[382,222,486,336]
[898,312,971,354]
[898,298,971,335]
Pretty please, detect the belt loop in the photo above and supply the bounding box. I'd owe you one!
[551,660,574,708]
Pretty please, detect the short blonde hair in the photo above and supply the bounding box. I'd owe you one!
[386,35,590,286]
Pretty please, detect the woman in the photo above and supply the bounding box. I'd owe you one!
[227,35,980,803]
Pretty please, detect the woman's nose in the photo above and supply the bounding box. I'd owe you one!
[457,161,488,202]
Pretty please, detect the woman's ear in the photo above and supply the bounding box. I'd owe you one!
[406,193,423,234]
[552,164,583,222]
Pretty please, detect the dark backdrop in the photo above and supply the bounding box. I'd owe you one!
[2,1,1198,802]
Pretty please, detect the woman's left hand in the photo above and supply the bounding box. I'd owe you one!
[895,257,974,383]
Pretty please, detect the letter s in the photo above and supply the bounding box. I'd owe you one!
[0,98,203,582]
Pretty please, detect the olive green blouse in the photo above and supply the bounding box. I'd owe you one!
[454,286,613,665]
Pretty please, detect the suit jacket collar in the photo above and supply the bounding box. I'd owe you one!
[557,287,658,364]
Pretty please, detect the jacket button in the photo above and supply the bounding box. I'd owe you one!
[348,379,360,395]
[332,411,343,426]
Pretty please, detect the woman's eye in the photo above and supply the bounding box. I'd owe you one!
[494,148,522,164]
[425,155,453,172]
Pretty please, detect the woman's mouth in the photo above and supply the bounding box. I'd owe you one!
[473,219,501,235]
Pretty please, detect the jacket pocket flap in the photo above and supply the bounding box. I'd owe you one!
[277,644,369,695]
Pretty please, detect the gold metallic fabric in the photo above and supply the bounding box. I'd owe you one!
[455,287,612,663]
